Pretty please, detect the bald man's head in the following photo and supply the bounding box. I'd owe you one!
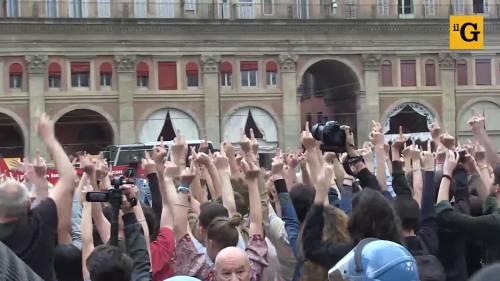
[214,247,251,281]
[0,180,29,221]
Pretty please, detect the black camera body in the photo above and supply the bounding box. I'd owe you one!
[312,121,347,153]
[85,176,137,207]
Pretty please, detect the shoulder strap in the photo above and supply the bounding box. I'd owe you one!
[354,238,379,273]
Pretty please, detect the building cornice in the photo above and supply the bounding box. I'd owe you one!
[1,18,499,35]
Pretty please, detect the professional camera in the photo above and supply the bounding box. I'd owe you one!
[311,121,347,153]
[85,175,137,246]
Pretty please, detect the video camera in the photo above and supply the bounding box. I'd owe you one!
[311,121,347,153]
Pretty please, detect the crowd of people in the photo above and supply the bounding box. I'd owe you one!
[1,111,500,281]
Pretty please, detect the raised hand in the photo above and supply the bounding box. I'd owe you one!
[214,151,230,173]
[239,129,252,154]
[431,121,442,141]
[287,152,300,169]
[164,161,181,179]
[141,151,156,176]
[409,140,421,161]
[301,121,316,151]
[80,153,95,176]
[443,150,458,176]
[249,128,259,155]
[36,113,56,143]
[392,126,406,150]
[343,125,356,153]
[171,130,188,167]
[151,137,167,165]
[222,140,235,158]
[33,149,47,178]
[179,166,196,186]
[468,111,486,134]
[440,133,455,149]
[421,140,435,171]
[271,154,284,177]
[369,129,384,148]
[95,153,110,181]
[199,139,209,154]
[241,159,260,181]
[464,153,479,175]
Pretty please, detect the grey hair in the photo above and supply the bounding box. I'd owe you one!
[0,180,30,218]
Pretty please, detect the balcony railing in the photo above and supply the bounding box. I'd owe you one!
[1,2,499,20]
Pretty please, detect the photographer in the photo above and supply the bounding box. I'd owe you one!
[81,182,151,281]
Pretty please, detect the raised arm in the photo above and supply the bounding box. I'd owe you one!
[241,159,263,237]
[142,151,162,223]
[173,167,196,241]
[468,113,498,167]
[80,185,94,278]
[437,150,458,203]
[371,121,387,191]
[214,149,237,216]
[37,113,77,245]
[410,143,423,207]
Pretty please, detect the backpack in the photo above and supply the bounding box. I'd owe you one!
[413,236,446,281]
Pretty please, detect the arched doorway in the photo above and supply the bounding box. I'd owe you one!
[139,108,200,143]
[458,101,500,150]
[55,109,113,156]
[0,113,24,158]
[383,102,434,144]
[300,59,360,134]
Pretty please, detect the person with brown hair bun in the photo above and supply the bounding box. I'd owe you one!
[173,154,268,281]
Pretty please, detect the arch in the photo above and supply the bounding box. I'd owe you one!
[52,104,118,145]
[222,102,282,134]
[0,107,28,158]
[381,100,439,141]
[222,105,279,152]
[138,108,201,143]
[298,56,364,91]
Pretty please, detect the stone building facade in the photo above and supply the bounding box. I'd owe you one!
[0,0,500,158]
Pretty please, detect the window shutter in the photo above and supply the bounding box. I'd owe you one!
[158,62,177,90]
[71,62,90,73]
[9,63,23,75]
[240,61,258,71]
[381,62,392,86]
[425,62,436,86]
[220,62,232,73]
[400,60,416,86]
[48,63,61,76]
[266,61,278,72]
[185,62,198,75]
[476,59,491,85]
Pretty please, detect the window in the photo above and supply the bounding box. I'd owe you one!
[240,61,258,87]
[377,0,388,16]
[400,60,416,87]
[218,0,230,19]
[398,0,413,16]
[9,63,22,89]
[297,0,308,19]
[473,0,488,14]
[100,63,113,88]
[48,63,61,88]
[184,0,196,12]
[158,62,177,90]
[424,0,434,16]
[135,0,147,17]
[263,0,273,15]
[7,0,19,17]
[97,0,111,17]
[220,62,232,87]
[345,0,357,19]
[136,62,149,88]
[238,0,255,19]
[71,62,90,88]
[69,0,87,17]
[186,62,199,88]
[46,0,58,17]
[266,61,278,87]
[453,0,464,14]
[381,60,393,86]
[476,58,491,85]
[425,60,436,86]
[456,59,468,86]
[331,0,338,15]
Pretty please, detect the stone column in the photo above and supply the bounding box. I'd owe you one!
[26,55,48,158]
[279,54,300,151]
[358,53,381,145]
[438,53,456,137]
[201,55,221,149]
[114,55,136,145]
